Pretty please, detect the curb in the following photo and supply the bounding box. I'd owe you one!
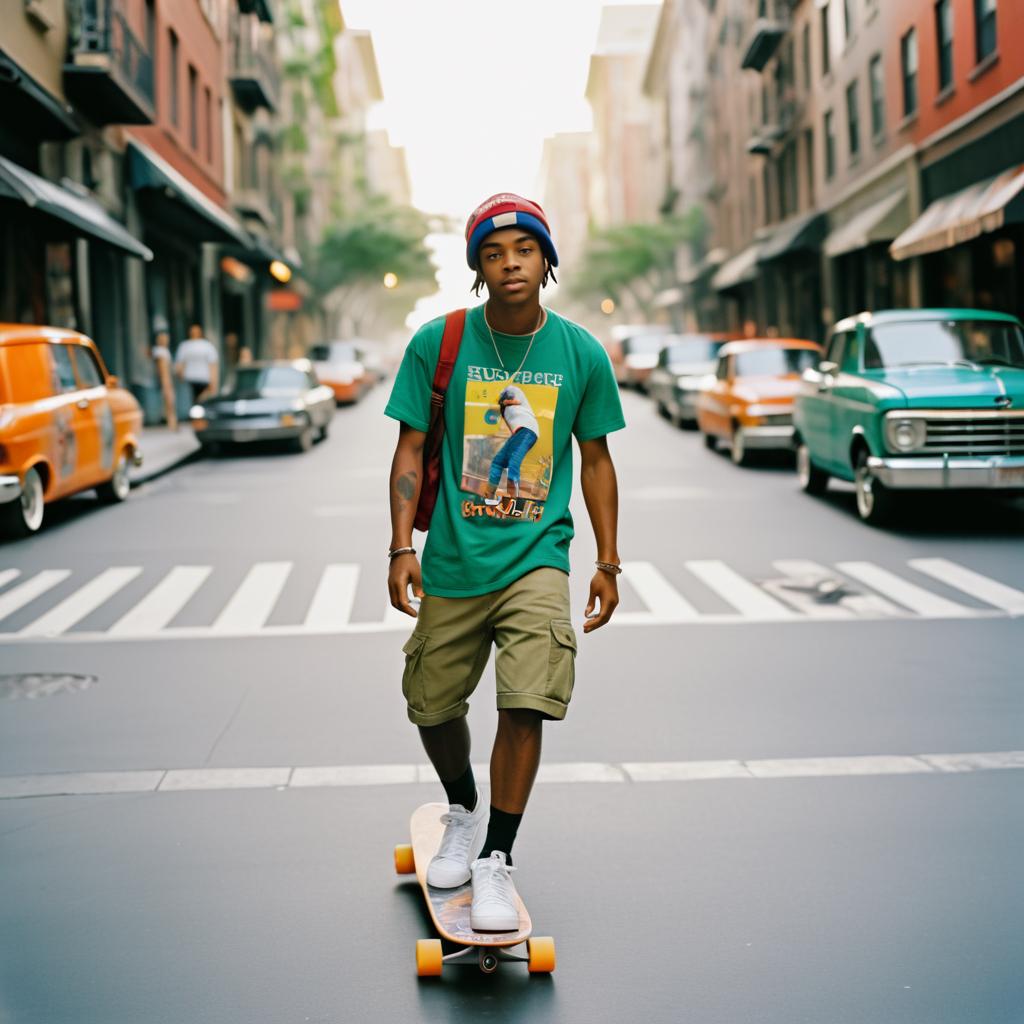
[130,445,203,487]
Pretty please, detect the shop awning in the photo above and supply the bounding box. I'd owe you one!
[758,211,826,262]
[711,243,762,291]
[890,164,1024,261]
[681,247,727,285]
[0,155,152,260]
[126,141,249,246]
[824,189,909,258]
[0,48,79,139]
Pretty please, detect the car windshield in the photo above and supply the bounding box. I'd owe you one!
[310,342,357,363]
[665,338,722,364]
[735,347,819,376]
[227,366,307,396]
[623,334,669,355]
[865,319,1024,369]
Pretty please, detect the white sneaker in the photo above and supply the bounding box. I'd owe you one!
[426,796,486,889]
[470,851,519,931]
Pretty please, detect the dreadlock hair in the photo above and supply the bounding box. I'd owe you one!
[471,261,558,296]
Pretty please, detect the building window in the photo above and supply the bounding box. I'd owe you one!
[824,109,836,180]
[802,22,811,90]
[763,164,774,224]
[204,86,213,161]
[974,0,996,63]
[803,127,815,204]
[845,80,860,160]
[900,29,918,117]
[820,2,831,76]
[843,0,854,42]
[168,30,179,126]
[188,65,198,150]
[935,0,954,91]
[869,54,885,139]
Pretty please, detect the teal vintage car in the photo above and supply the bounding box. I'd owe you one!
[793,309,1024,524]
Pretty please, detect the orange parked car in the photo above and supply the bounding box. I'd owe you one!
[697,338,822,465]
[0,325,143,537]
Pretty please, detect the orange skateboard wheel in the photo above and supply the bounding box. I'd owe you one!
[394,844,415,874]
[527,936,556,974]
[416,938,443,977]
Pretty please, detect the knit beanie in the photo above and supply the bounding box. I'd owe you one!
[464,193,559,270]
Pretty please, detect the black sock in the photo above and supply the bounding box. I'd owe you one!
[480,806,523,865]
[440,763,476,811]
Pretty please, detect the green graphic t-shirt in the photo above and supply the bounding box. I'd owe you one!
[385,304,625,597]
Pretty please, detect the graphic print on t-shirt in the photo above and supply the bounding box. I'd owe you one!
[461,371,560,522]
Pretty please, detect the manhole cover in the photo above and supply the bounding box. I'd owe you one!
[0,673,97,700]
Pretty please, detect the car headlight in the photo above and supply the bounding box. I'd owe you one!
[189,404,206,419]
[290,400,305,412]
[884,415,927,452]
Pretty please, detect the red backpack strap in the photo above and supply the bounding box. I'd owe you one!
[430,308,466,405]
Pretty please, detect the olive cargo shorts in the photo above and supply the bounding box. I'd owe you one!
[401,567,578,726]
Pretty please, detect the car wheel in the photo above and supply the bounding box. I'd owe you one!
[1,466,45,537]
[730,426,750,466]
[656,400,669,419]
[703,432,717,451]
[96,449,132,504]
[293,425,314,453]
[317,421,330,442]
[854,449,896,525]
[796,443,829,495]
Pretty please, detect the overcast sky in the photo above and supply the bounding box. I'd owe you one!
[339,0,658,329]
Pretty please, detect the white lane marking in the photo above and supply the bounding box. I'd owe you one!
[837,561,978,618]
[18,568,142,637]
[686,559,797,618]
[304,564,359,629]
[0,570,72,623]
[615,561,697,623]
[2,750,1022,799]
[210,561,292,632]
[108,566,212,636]
[0,569,21,589]
[762,561,855,619]
[908,558,1024,616]
[771,560,907,618]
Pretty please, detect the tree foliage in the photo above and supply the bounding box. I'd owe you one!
[308,194,437,336]
[569,207,706,321]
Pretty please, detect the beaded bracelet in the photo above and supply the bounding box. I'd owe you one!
[595,560,622,576]
[388,546,416,559]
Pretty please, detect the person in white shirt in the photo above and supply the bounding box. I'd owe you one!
[174,323,220,403]
[484,384,540,504]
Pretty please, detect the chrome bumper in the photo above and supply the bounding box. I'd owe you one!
[868,454,1024,489]
[742,425,795,449]
[0,474,21,505]
[195,422,306,443]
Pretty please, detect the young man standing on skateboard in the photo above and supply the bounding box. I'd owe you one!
[385,194,624,931]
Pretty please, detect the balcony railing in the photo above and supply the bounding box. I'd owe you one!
[740,17,788,72]
[230,16,280,113]
[64,0,155,124]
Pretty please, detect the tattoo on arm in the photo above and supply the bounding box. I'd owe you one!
[395,471,417,511]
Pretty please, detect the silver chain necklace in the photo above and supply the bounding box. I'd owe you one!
[484,304,546,385]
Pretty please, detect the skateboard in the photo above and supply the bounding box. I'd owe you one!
[394,802,556,977]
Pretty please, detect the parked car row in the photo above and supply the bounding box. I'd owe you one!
[624,308,1024,526]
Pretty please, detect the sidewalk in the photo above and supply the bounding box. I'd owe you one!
[130,425,202,486]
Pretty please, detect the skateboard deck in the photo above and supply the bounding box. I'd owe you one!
[395,802,555,976]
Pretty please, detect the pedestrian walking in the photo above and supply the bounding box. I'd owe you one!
[174,323,220,404]
[385,193,625,931]
[151,329,177,430]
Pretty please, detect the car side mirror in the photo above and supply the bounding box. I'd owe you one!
[818,361,838,376]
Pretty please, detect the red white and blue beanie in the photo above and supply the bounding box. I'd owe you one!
[465,193,559,270]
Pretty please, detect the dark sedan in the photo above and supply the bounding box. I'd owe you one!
[189,360,335,453]
[647,334,731,428]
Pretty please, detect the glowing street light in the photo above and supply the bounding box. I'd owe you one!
[269,259,292,283]
[600,298,616,315]
[383,272,399,289]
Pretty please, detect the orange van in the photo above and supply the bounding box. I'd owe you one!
[0,324,143,537]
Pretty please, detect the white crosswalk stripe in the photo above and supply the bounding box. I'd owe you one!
[210,561,292,632]
[0,557,1017,643]
[109,566,212,636]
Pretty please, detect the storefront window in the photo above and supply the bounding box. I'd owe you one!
[45,244,77,329]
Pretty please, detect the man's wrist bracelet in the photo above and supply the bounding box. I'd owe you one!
[388,546,416,560]
[595,560,622,576]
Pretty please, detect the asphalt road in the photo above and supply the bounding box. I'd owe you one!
[1,384,1022,1024]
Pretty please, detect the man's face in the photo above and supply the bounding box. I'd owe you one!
[189,324,202,339]
[477,228,545,303]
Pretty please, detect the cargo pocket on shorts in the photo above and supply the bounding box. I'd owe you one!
[546,619,577,702]
[401,632,428,712]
